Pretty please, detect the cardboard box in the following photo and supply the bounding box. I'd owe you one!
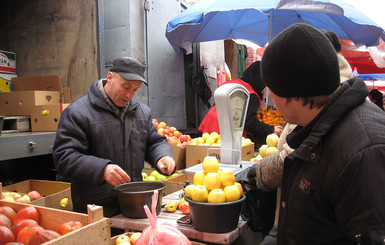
[62,87,72,103]
[0,50,16,74]
[0,200,110,244]
[163,173,193,195]
[2,179,73,211]
[30,104,62,132]
[185,143,254,168]
[169,142,186,169]
[0,90,61,116]
[12,75,62,92]
[0,73,16,92]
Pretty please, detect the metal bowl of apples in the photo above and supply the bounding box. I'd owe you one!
[114,181,165,219]
[185,194,246,233]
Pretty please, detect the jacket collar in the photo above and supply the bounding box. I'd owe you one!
[287,78,369,164]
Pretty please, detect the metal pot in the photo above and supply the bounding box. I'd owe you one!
[114,181,165,219]
[185,195,246,233]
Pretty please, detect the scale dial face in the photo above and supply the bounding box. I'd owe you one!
[229,91,248,130]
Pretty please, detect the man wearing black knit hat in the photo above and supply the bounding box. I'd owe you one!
[260,23,385,244]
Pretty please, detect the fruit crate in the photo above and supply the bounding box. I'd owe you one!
[0,200,111,244]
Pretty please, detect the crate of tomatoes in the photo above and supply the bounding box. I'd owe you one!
[0,200,110,244]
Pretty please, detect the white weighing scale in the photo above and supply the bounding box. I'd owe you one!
[185,83,255,176]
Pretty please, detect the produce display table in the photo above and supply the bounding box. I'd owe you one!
[110,190,248,245]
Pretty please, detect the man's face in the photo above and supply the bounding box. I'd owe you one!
[105,72,143,107]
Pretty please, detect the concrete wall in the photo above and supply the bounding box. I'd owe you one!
[0,0,99,101]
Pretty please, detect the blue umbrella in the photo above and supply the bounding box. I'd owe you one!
[166,0,385,52]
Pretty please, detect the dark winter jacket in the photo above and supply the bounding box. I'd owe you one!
[278,78,385,244]
[53,80,172,217]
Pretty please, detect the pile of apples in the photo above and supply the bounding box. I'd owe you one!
[152,119,192,148]
[115,232,142,245]
[141,170,180,182]
[249,133,280,162]
[0,204,84,244]
[1,191,42,204]
[164,197,190,215]
[183,156,243,204]
[189,132,253,147]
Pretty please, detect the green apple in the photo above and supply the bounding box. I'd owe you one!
[146,176,156,181]
[142,172,148,180]
[150,170,160,178]
[156,174,167,181]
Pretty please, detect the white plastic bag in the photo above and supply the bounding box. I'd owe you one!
[135,190,192,245]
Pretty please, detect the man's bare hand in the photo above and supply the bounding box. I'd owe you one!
[103,164,131,186]
[157,156,176,176]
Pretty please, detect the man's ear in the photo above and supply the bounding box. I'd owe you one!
[106,72,113,83]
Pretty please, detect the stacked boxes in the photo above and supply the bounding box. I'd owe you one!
[0,75,71,131]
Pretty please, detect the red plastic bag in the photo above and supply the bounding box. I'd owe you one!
[135,190,192,245]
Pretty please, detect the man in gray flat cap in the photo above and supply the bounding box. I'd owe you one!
[53,57,175,218]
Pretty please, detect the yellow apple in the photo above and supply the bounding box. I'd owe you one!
[259,144,269,157]
[207,189,225,203]
[2,196,15,202]
[178,197,186,209]
[191,185,208,202]
[203,172,221,191]
[206,136,215,145]
[202,132,210,142]
[60,197,69,207]
[202,156,220,174]
[234,182,243,196]
[209,131,219,141]
[41,109,50,116]
[165,200,178,212]
[193,171,205,185]
[219,169,236,187]
[184,184,195,199]
[130,232,141,244]
[242,138,253,146]
[16,194,31,203]
[266,146,278,156]
[115,234,130,245]
[224,185,241,202]
[266,133,279,147]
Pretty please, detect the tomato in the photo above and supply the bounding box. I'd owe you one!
[0,226,16,244]
[28,229,60,245]
[13,206,40,226]
[16,225,44,245]
[5,243,24,245]
[0,207,17,221]
[0,214,12,228]
[11,219,39,239]
[58,220,84,235]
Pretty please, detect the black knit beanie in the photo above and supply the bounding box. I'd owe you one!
[261,23,340,98]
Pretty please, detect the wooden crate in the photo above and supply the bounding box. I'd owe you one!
[0,201,111,244]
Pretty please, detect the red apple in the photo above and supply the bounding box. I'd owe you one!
[179,201,190,214]
[179,134,189,143]
[169,126,177,134]
[16,194,30,204]
[173,130,181,138]
[27,191,42,201]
